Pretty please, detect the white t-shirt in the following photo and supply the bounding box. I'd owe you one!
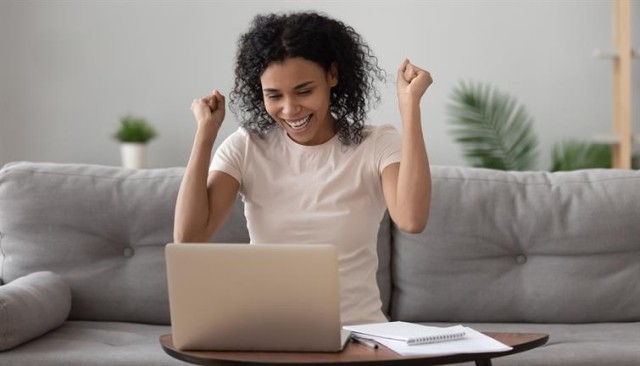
[210,124,401,325]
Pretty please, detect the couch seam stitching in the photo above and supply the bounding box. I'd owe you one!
[432,175,640,187]
[0,231,4,284]
[0,169,184,181]
[0,299,10,346]
[388,214,395,320]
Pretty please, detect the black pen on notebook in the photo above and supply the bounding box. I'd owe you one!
[351,336,378,349]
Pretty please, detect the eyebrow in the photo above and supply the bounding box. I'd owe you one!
[263,81,315,93]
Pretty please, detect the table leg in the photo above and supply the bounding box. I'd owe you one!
[475,359,493,366]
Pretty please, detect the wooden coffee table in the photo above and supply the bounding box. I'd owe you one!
[160,332,548,366]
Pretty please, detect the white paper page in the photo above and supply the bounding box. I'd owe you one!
[361,327,512,356]
[344,322,465,343]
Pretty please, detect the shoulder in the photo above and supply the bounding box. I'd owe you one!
[360,124,402,173]
[360,124,400,146]
[367,123,399,137]
[219,125,287,155]
[219,126,271,149]
[219,126,249,146]
[214,128,252,164]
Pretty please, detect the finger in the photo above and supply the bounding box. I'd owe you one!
[398,58,410,73]
[422,70,433,85]
[397,59,410,82]
[207,96,217,111]
[200,93,217,111]
[190,98,203,110]
[412,66,433,83]
[208,89,220,109]
[404,64,417,83]
[212,89,225,101]
[212,90,226,113]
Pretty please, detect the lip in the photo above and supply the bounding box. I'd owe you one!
[282,114,313,132]
[284,114,311,123]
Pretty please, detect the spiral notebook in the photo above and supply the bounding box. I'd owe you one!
[345,323,512,357]
[344,321,466,346]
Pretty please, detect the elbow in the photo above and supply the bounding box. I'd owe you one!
[395,215,429,234]
[173,227,202,243]
[173,230,188,244]
[392,195,431,234]
[173,230,210,243]
[173,218,188,243]
[396,221,427,234]
[173,217,212,243]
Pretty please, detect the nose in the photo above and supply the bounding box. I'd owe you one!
[281,97,301,117]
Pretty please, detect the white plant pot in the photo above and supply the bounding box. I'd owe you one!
[120,143,148,169]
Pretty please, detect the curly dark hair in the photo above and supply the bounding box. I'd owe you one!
[229,11,386,145]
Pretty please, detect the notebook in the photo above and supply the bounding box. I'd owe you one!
[344,321,466,345]
[165,243,351,352]
[346,325,512,357]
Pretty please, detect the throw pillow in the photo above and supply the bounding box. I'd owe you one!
[0,271,71,351]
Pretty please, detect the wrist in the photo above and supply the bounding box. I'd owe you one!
[399,99,421,118]
[195,125,218,146]
[397,93,421,108]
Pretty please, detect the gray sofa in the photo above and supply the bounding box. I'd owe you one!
[0,161,639,366]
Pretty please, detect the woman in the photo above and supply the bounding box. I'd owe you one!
[174,11,432,325]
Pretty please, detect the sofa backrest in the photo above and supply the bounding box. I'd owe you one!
[9,162,636,325]
[390,166,640,323]
[0,162,394,324]
[0,162,250,324]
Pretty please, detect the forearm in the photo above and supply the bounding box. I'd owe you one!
[396,102,431,231]
[173,127,218,242]
[388,59,433,232]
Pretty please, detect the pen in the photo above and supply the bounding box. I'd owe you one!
[352,336,379,349]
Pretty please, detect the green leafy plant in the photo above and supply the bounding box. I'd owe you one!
[448,81,539,171]
[550,141,612,171]
[114,115,157,143]
[447,80,638,171]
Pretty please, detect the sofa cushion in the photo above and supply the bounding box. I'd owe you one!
[2,320,638,366]
[0,321,189,366]
[391,166,640,323]
[0,271,71,351]
[375,210,392,317]
[0,162,249,325]
[425,322,640,366]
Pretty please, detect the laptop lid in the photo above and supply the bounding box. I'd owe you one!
[165,243,349,352]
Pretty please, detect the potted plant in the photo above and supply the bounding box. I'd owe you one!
[447,80,638,171]
[447,81,539,171]
[114,115,157,169]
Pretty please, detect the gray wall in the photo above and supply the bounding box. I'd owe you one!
[0,0,638,169]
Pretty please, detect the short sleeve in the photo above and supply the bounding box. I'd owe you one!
[374,124,402,175]
[210,128,247,184]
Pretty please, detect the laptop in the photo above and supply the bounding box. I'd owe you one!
[165,243,351,352]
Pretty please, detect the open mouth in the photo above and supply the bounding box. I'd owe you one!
[284,114,312,131]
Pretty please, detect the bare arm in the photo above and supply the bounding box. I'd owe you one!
[173,90,240,243]
[382,59,433,233]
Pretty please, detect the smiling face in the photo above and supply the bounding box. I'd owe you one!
[260,57,338,146]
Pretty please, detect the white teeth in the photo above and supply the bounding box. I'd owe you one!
[285,115,311,130]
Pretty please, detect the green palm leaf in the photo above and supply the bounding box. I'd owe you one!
[550,141,611,171]
[448,81,539,171]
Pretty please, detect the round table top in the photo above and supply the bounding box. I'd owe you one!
[160,332,548,366]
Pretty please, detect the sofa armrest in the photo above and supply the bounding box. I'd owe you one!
[0,271,71,351]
